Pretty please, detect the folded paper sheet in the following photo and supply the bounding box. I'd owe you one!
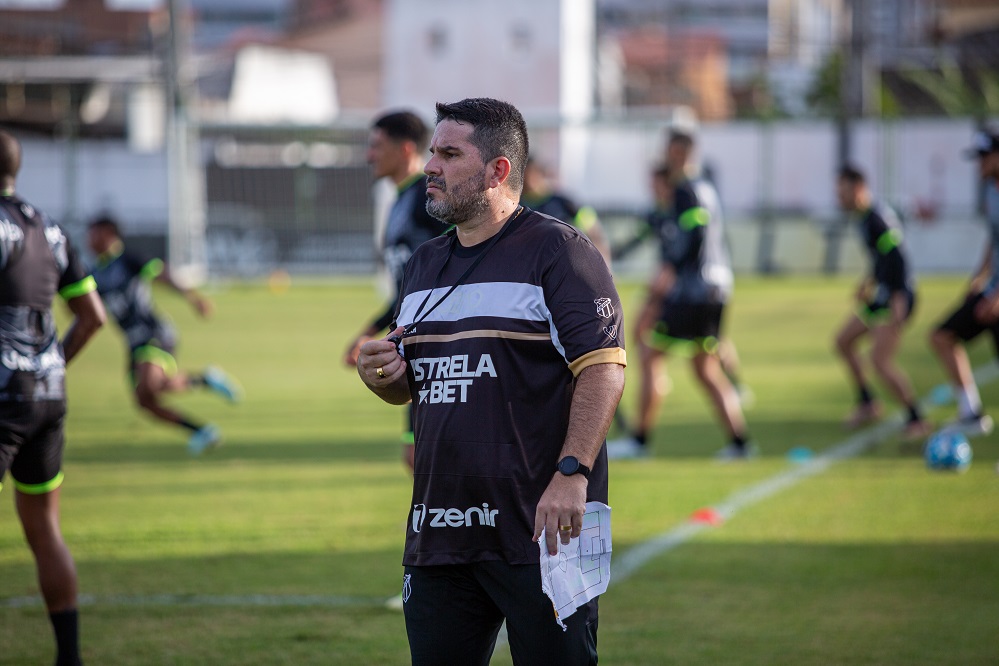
[538,502,612,631]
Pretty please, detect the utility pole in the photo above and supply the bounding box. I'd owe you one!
[825,0,865,274]
[164,0,207,285]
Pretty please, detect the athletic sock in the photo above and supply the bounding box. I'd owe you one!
[634,432,648,448]
[858,385,875,405]
[49,608,82,666]
[956,385,982,419]
[906,404,923,424]
[178,419,203,433]
[187,374,206,388]
[731,434,748,450]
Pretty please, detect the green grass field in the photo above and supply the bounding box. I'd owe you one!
[2,275,998,665]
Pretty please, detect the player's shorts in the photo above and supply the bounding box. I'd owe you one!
[403,560,598,666]
[935,291,999,350]
[858,287,915,327]
[129,333,178,381]
[0,400,67,495]
[648,301,724,355]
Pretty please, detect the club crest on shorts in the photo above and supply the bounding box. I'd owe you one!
[402,574,412,603]
[594,297,614,318]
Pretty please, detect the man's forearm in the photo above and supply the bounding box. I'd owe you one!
[560,362,626,465]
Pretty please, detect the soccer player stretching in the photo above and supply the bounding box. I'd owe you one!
[833,165,931,439]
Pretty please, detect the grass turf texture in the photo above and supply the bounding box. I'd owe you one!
[1,276,998,665]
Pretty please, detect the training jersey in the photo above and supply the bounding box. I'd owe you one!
[90,246,173,352]
[660,177,733,304]
[372,175,449,332]
[855,203,913,296]
[0,193,93,403]
[394,209,626,567]
[982,181,999,295]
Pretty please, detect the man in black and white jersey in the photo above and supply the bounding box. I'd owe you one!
[833,165,932,440]
[87,216,241,456]
[0,130,106,666]
[357,98,626,666]
[344,111,448,473]
[614,141,752,461]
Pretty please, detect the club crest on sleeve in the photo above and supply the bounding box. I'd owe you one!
[603,325,618,341]
[594,297,614,318]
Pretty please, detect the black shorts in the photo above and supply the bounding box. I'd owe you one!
[936,291,999,350]
[403,560,598,666]
[0,400,67,494]
[650,301,724,355]
[859,287,915,327]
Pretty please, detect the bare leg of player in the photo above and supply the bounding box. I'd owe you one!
[870,323,931,440]
[834,314,881,428]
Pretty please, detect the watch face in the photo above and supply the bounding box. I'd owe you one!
[558,456,579,474]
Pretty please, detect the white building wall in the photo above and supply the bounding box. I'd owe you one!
[383,0,594,121]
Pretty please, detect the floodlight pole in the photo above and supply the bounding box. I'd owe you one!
[164,0,207,285]
[826,0,865,274]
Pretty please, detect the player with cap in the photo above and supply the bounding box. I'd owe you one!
[927,129,999,436]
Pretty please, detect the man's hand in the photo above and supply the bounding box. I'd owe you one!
[974,292,999,324]
[889,291,908,328]
[854,280,871,304]
[189,293,214,319]
[343,335,372,367]
[533,473,587,556]
[357,326,410,404]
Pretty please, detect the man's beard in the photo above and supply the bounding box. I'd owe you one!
[425,168,490,224]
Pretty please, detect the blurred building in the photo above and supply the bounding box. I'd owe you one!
[598,0,845,116]
[610,28,731,120]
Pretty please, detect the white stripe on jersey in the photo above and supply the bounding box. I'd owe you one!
[397,281,569,362]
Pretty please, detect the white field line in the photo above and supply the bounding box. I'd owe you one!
[613,361,999,584]
[3,365,995,610]
[0,593,383,609]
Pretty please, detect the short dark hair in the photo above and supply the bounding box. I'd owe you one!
[372,111,429,152]
[88,214,122,238]
[0,130,22,181]
[838,164,866,185]
[434,98,529,194]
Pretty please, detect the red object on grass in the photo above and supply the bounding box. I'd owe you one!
[689,507,724,525]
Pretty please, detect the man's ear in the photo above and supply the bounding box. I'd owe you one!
[486,156,512,190]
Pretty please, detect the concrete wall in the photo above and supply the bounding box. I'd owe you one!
[11,117,991,276]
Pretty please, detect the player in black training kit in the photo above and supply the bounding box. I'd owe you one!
[610,156,752,460]
[344,111,448,474]
[0,130,106,666]
[521,156,611,264]
[833,165,932,440]
[87,216,241,456]
[357,99,625,666]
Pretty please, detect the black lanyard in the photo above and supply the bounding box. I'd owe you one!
[393,207,523,345]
